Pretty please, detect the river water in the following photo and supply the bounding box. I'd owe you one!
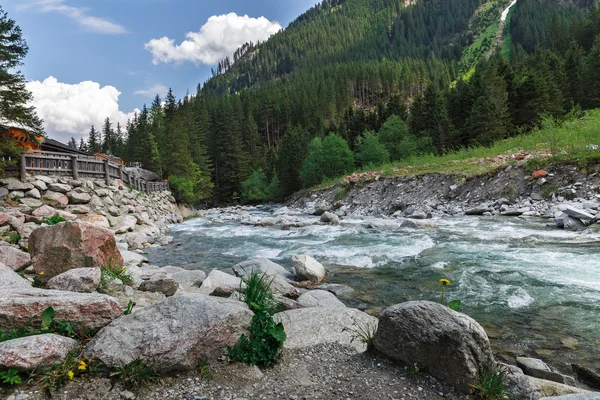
[146,210,600,372]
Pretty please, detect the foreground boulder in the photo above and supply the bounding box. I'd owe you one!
[0,262,31,289]
[507,372,592,399]
[291,255,326,283]
[0,267,123,330]
[373,301,493,393]
[0,334,78,371]
[29,221,123,282]
[47,267,102,293]
[320,211,340,225]
[0,246,31,271]
[139,274,179,296]
[274,307,377,352]
[85,296,253,373]
[539,395,600,400]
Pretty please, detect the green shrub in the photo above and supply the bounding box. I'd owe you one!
[42,214,67,226]
[355,131,390,167]
[300,137,325,187]
[228,272,286,367]
[0,368,22,385]
[2,232,20,245]
[469,363,510,400]
[301,134,354,187]
[265,175,281,202]
[334,186,347,200]
[99,264,132,291]
[168,176,196,204]
[109,359,157,390]
[241,169,269,203]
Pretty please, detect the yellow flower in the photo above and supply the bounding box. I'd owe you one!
[440,278,451,286]
[39,271,45,275]
[67,371,74,380]
[78,360,87,371]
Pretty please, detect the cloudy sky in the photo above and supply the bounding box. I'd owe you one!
[2,0,319,142]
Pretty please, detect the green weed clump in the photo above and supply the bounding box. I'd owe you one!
[2,232,21,245]
[470,363,511,400]
[99,263,132,292]
[228,272,286,367]
[42,214,67,225]
[109,359,158,390]
[0,368,22,385]
[343,322,377,351]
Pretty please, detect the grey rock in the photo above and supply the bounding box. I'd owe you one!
[274,307,378,352]
[171,270,207,291]
[47,267,101,293]
[400,219,436,229]
[0,262,31,289]
[32,180,48,191]
[43,190,68,207]
[320,211,340,225]
[292,254,326,283]
[0,287,123,330]
[562,215,587,231]
[560,205,595,221]
[25,188,41,199]
[232,258,295,280]
[232,258,299,298]
[297,290,346,308]
[68,191,92,204]
[0,246,31,271]
[159,235,173,245]
[108,206,121,217]
[507,373,590,400]
[95,188,112,197]
[139,274,179,296]
[517,357,577,386]
[120,249,148,267]
[373,301,493,393]
[0,187,8,198]
[10,191,24,199]
[539,395,600,400]
[48,183,71,193]
[198,269,244,295]
[317,283,355,297]
[572,364,600,391]
[367,220,401,230]
[465,207,492,216]
[0,334,79,371]
[84,296,253,373]
[19,197,43,208]
[125,167,161,182]
[2,178,34,191]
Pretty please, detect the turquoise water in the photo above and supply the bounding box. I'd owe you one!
[146,211,600,372]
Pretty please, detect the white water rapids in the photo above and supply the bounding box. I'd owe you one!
[147,210,600,372]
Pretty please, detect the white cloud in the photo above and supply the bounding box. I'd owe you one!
[17,0,127,34]
[145,13,282,65]
[134,84,168,97]
[26,77,137,143]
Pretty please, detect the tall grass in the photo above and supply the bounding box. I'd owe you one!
[314,109,600,190]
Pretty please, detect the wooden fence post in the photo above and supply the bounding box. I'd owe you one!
[71,156,79,181]
[103,160,110,185]
[20,154,27,182]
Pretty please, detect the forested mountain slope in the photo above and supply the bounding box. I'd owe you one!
[82,0,600,204]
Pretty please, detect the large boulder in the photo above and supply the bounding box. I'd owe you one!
[0,246,31,271]
[507,372,591,400]
[539,395,600,400]
[0,334,79,371]
[0,262,31,289]
[47,267,102,293]
[0,288,123,330]
[274,307,378,352]
[373,301,494,393]
[29,221,123,283]
[84,296,253,373]
[297,290,346,308]
[291,255,326,283]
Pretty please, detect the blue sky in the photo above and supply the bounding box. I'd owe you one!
[2,0,319,142]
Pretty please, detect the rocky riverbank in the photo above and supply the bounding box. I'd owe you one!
[289,163,600,231]
[0,174,189,253]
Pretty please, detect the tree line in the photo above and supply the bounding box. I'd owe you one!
[84,0,600,205]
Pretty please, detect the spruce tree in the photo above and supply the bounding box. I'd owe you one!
[87,126,100,154]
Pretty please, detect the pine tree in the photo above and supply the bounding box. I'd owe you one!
[277,127,308,197]
[101,117,114,154]
[0,6,43,134]
[78,138,87,153]
[67,137,77,149]
[87,126,100,154]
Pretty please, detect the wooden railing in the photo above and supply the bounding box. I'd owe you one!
[19,151,169,193]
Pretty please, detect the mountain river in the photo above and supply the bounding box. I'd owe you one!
[147,209,600,373]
